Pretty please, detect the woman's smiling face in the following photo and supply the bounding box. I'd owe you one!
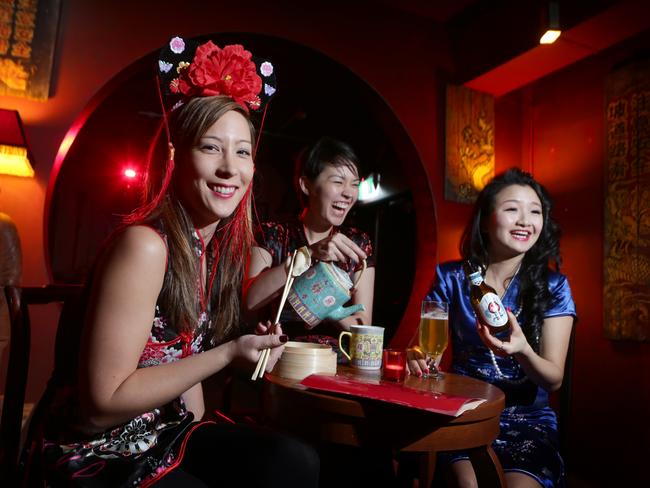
[486,184,544,260]
[175,109,254,227]
[303,163,360,228]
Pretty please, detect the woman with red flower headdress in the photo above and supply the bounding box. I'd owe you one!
[20,36,319,487]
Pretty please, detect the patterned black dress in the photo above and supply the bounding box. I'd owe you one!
[25,225,219,487]
[256,220,374,356]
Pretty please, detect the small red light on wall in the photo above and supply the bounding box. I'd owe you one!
[123,168,137,179]
[0,109,34,177]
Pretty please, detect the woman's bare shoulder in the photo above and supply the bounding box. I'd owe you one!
[99,225,168,275]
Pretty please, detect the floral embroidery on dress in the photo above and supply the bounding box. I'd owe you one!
[39,222,218,487]
[139,305,210,367]
[98,412,160,457]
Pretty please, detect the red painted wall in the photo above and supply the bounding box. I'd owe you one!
[435,28,650,484]
[1,0,648,483]
[497,31,650,485]
[0,0,447,405]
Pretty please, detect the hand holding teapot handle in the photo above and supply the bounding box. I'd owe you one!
[309,233,367,266]
[287,246,365,283]
[351,258,366,291]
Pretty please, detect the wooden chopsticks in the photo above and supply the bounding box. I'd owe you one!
[251,252,297,380]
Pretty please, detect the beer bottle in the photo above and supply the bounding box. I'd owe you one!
[464,261,510,333]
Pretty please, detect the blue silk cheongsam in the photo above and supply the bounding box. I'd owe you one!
[426,261,576,488]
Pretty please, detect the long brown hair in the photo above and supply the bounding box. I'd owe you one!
[127,95,256,344]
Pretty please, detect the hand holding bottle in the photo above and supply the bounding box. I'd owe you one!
[464,261,510,333]
[477,308,531,357]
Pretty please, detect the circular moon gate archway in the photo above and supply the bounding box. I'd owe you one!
[46,33,434,343]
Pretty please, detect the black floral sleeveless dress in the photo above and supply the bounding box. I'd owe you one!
[27,225,219,487]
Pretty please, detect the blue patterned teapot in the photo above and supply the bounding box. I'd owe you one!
[287,260,366,328]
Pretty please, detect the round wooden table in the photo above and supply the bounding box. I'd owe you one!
[263,367,506,487]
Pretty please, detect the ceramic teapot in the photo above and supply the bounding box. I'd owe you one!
[287,260,366,328]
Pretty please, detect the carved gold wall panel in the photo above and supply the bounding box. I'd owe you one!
[604,59,650,341]
[445,85,495,204]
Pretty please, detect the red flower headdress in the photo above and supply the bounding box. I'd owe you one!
[158,36,277,113]
[150,36,277,211]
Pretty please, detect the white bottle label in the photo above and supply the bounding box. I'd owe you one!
[478,293,508,328]
[469,271,483,286]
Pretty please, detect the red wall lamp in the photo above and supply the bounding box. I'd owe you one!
[0,109,34,177]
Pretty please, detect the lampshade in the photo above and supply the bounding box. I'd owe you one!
[0,109,34,177]
[540,1,561,45]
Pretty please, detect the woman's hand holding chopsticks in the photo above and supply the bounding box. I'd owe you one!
[251,252,300,380]
[255,321,286,372]
[233,324,288,364]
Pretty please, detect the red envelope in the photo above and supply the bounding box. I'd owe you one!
[300,373,486,417]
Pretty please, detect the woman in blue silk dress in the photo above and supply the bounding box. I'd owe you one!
[411,168,576,488]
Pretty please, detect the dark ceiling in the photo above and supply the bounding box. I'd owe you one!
[379,0,650,96]
[379,0,479,23]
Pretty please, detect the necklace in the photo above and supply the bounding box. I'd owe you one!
[488,350,527,385]
[484,263,528,385]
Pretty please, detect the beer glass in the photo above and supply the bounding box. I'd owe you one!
[418,300,449,379]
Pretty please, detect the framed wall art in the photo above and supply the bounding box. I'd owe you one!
[603,57,650,342]
[0,0,61,100]
[445,84,495,204]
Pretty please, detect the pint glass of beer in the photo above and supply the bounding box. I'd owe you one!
[418,301,449,379]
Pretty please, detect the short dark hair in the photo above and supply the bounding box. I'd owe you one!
[294,137,360,207]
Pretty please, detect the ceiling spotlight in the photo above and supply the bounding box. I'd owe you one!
[540,2,561,45]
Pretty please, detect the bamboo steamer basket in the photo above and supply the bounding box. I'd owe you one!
[270,341,337,380]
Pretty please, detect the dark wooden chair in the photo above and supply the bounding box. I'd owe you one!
[0,284,82,485]
[558,321,577,469]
